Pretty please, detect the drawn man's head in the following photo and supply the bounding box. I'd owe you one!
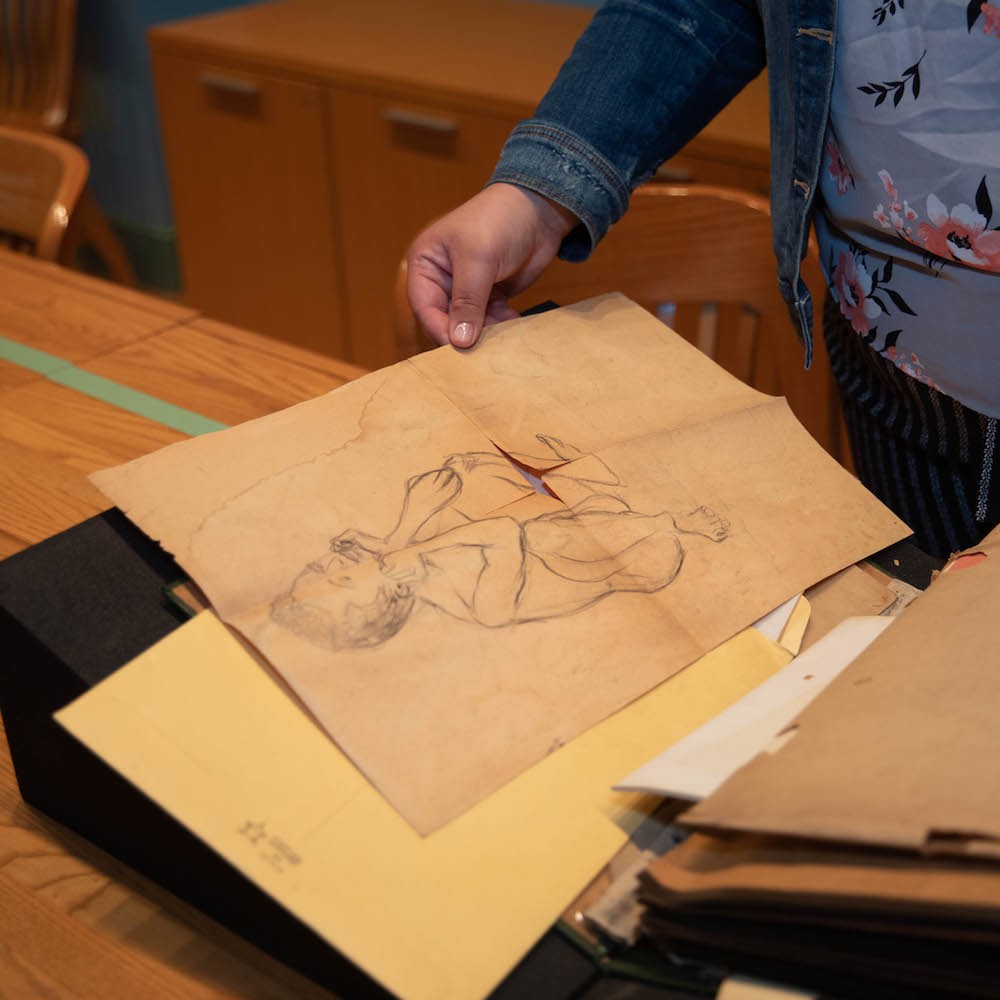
[270,544,415,650]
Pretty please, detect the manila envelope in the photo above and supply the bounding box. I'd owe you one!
[682,525,1000,857]
[90,295,908,834]
[56,611,791,1000]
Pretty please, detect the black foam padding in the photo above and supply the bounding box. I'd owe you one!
[0,509,186,686]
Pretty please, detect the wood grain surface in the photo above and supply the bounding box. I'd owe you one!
[0,250,198,323]
[148,0,593,120]
[0,250,360,998]
[0,256,189,362]
[84,320,365,427]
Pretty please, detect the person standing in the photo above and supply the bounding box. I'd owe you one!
[405,0,1000,558]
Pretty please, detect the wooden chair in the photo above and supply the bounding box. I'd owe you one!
[396,184,847,463]
[0,0,77,134]
[0,123,88,260]
[0,0,136,284]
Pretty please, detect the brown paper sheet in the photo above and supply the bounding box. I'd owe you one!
[408,294,765,467]
[682,526,1000,856]
[91,295,908,833]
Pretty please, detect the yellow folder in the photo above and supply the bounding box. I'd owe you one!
[56,611,789,1000]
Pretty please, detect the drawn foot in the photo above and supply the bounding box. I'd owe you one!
[675,506,730,542]
[535,434,586,463]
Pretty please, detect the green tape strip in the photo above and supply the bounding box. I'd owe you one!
[50,369,228,436]
[0,336,69,376]
[0,334,228,437]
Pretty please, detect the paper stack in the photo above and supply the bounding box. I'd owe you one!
[638,529,1000,998]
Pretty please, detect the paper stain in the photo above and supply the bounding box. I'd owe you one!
[944,551,988,573]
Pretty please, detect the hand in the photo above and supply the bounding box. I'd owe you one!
[385,467,463,548]
[443,451,504,474]
[403,467,462,512]
[330,528,383,559]
[381,549,427,585]
[406,183,578,349]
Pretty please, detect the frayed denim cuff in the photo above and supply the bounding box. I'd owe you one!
[486,121,631,263]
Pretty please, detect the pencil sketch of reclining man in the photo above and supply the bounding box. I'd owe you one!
[270,436,730,651]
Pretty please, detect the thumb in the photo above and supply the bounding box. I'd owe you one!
[448,254,496,349]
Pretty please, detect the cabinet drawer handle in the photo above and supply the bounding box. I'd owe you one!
[382,108,457,134]
[199,71,260,96]
[656,163,695,183]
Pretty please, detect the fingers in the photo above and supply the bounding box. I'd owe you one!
[405,184,576,351]
[407,250,453,346]
[407,467,461,492]
[447,252,498,349]
[407,246,515,348]
[485,291,519,327]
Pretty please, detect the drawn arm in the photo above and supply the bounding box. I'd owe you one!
[330,467,463,560]
[383,516,527,627]
[386,467,463,546]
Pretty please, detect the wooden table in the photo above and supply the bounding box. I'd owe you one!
[0,250,365,998]
[0,252,931,1000]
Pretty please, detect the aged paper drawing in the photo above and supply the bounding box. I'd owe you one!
[91,295,909,833]
[270,437,730,650]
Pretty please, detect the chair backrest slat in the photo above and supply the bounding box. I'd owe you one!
[0,0,76,133]
[0,123,88,259]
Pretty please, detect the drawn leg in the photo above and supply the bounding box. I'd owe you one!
[523,509,685,591]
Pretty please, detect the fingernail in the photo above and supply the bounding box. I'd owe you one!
[452,322,475,348]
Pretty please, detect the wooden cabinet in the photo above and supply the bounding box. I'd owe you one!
[152,53,350,357]
[150,0,770,370]
[327,90,518,369]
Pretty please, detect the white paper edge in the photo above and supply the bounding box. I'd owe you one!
[614,616,894,800]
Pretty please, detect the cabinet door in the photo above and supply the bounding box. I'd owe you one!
[327,89,517,371]
[152,52,349,358]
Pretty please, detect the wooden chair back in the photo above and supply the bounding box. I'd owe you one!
[0,0,134,284]
[0,0,77,134]
[396,183,845,462]
[0,124,88,260]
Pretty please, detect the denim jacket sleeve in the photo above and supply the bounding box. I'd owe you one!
[488,0,766,261]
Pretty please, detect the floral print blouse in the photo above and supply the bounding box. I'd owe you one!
[816,0,1000,416]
